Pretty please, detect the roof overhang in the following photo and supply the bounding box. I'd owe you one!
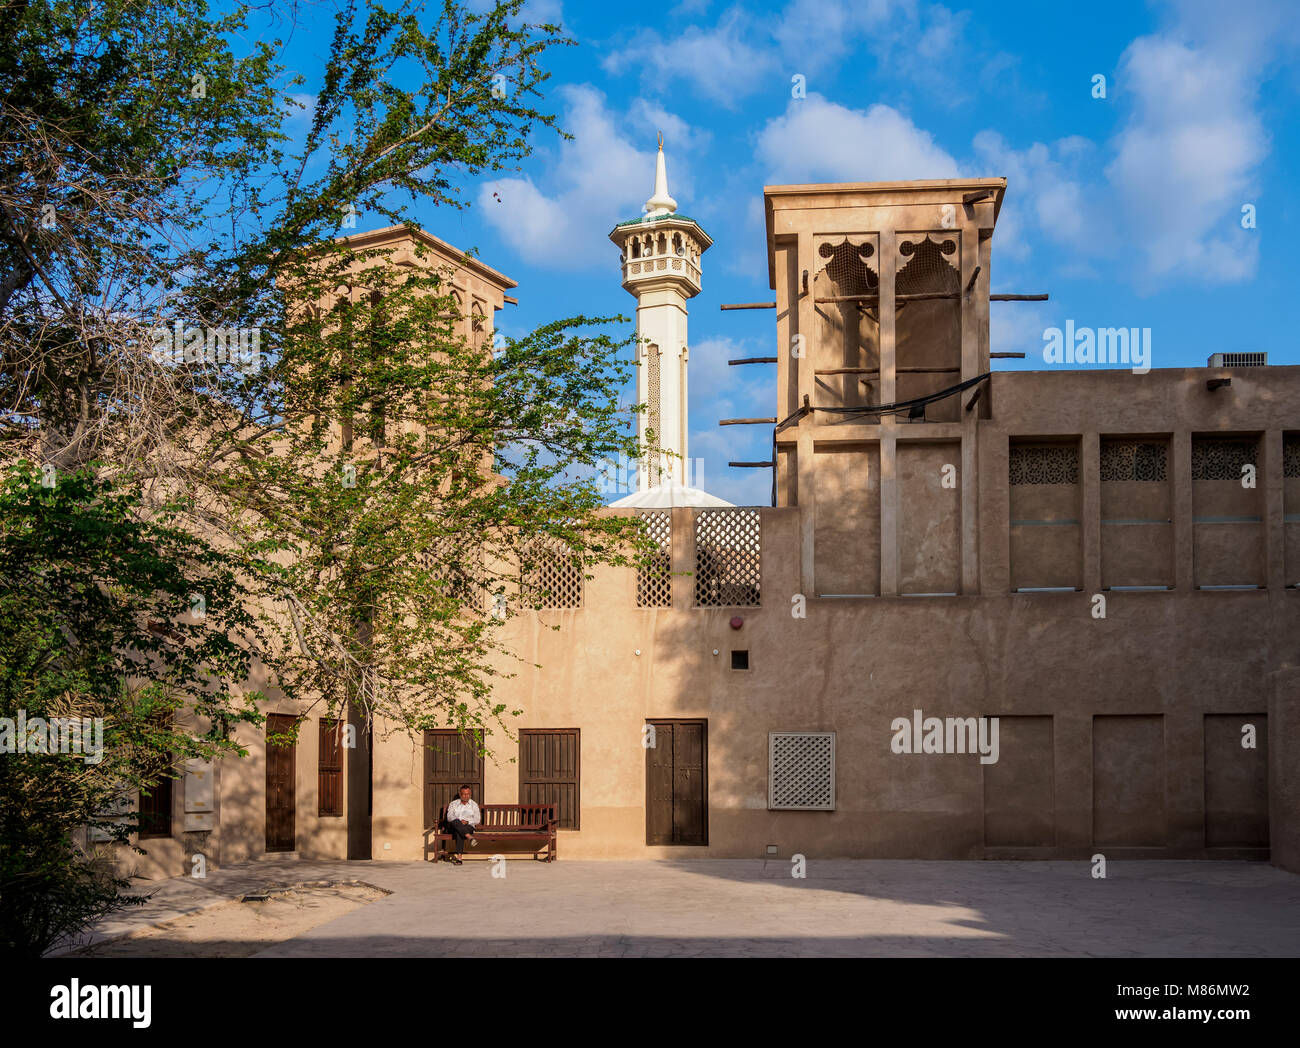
[332,223,517,292]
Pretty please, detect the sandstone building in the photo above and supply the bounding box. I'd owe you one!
[113,158,1300,878]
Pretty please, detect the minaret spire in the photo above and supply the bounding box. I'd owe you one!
[607,137,727,507]
[644,132,677,218]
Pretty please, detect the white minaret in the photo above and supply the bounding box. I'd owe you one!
[608,137,729,507]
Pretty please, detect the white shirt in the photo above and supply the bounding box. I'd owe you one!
[446,798,480,826]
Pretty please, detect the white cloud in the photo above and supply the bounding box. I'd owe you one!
[602,7,779,108]
[757,94,960,185]
[990,302,1050,365]
[972,131,1093,265]
[688,335,769,400]
[479,86,697,269]
[774,0,895,75]
[974,2,1298,288]
[627,98,712,155]
[1105,34,1266,283]
[689,425,771,506]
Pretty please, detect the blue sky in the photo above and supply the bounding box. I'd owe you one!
[255,0,1300,505]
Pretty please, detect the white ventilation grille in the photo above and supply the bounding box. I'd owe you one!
[769,732,835,810]
[1208,352,1267,367]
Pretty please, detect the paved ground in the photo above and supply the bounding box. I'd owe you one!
[57,857,1300,957]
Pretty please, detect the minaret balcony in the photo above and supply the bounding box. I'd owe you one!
[622,255,702,292]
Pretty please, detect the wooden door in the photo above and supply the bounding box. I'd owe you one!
[265,714,297,852]
[424,730,484,829]
[646,719,708,845]
[519,729,580,829]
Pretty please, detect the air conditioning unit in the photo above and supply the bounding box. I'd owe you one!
[1207,352,1267,367]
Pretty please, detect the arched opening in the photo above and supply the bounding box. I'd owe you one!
[814,238,880,410]
[896,236,961,422]
[471,302,487,353]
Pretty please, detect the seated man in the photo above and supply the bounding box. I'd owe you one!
[444,785,481,864]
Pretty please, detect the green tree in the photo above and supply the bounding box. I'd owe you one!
[0,466,266,956]
[0,0,655,950]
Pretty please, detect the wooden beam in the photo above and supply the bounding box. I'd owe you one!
[990,351,1026,359]
[964,386,983,413]
[719,417,777,426]
[720,302,777,310]
[816,291,948,304]
[815,366,960,376]
[963,189,995,204]
[728,356,778,365]
[730,461,774,468]
[816,291,1049,304]
[965,265,981,292]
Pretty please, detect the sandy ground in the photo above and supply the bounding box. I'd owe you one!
[61,857,1300,958]
[72,883,388,958]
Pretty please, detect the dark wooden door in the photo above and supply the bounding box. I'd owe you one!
[646,719,708,845]
[519,729,580,829]
[424,730,484,829]
[265,714,296,852]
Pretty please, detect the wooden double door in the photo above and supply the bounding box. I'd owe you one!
[646,719,708,845]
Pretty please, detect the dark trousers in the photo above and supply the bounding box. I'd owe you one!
[447,819,476,855]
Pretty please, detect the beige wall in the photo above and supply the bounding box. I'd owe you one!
[129,365,1300,877]
[119,195,1300,877]
[207,368,1298,870]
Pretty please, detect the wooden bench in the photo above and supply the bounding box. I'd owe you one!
[423,803,557,863]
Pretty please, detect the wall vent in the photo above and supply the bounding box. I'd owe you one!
[1207,352,1267,367]
[769,732,835,810]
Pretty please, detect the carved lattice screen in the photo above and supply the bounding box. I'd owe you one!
[424,535,479,609]
[647,346,662,484]
[1284,434,1300,479]
[1009,444,1080,485]
[636,511,672,608]
[1100,440,1168,482]
[694,509,761,607]
[769,732,836,810]
[1192,438,1259,481]
[521,538,584,609]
